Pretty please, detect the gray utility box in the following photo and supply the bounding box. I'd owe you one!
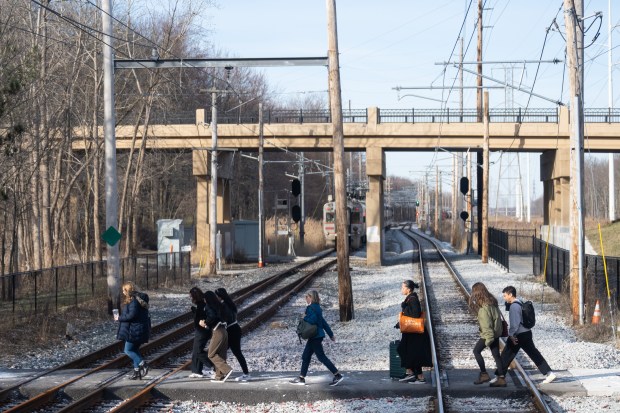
[157,219,184,267]
[218,220,259,262]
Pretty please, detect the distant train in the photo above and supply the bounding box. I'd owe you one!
[322,196,394,249]
[323,196,366,249]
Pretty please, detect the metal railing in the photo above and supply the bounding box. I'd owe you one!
[0,252,191,321]
[496,228,537,255]
[488,228,509,270]
[118,107,620,126]
[533,238,620,310]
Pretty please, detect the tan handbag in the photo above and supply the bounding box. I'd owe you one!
[399,311,425,334]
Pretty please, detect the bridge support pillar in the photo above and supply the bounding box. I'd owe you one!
[193,150,233,274]
[366,147,385,266]
[540,149,571,248]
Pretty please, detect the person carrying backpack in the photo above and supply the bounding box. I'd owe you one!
[496,285,556,384]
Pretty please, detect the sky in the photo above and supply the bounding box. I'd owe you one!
[201,0,619,210]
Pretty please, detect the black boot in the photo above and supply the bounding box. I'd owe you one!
[129,368,141,380]
[139,360,149,377]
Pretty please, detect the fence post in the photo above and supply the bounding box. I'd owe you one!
[34,271,38,314]
[12,273,15,314]
[134,255,137,284]
[91,262,95,296]
[56,267,59,311]
[146,255,149,288]
[74,265,78,308]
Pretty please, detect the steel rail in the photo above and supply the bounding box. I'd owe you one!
[2,252,335,413]
[405,231,445,413]
[404,227,552,413]
[102,259,337,413]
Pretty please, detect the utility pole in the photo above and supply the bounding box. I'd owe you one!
[482,91,489,263]
[327,0,353,321]
[208,91,219,274]
[300,151,306,247]
[609,0,616,222]
[564,0,585,324]
[258,103,264,267]
[477,0,483,122]
[451,154,457,246]
[435,165,439,237]
[527,153,531,223]
[102,0,120,310]
[467,151,473,254]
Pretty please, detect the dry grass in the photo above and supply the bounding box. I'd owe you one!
[586,220,620,258]
[264,216,325,257]
[0,297,110,354]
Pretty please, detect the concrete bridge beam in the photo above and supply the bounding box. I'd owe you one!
[366,147,385,265]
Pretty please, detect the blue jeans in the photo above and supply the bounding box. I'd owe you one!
[124,341,143,368]
[300,337,338,377]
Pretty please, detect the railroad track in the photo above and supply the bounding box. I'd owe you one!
[1,251,336,413]
[400,227,552,413]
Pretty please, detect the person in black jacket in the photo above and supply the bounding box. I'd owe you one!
[215,288,250,381]
[396,280,432,384]
[188,287,215,378]
[115,281,150,380]
[199,290,233,382]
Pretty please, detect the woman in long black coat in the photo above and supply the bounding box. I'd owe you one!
[396,279,432,383]
[188,287,214,378]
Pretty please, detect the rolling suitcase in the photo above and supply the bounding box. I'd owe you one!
[390,340,406,378]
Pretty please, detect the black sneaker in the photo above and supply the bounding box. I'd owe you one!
[139,360,149,378]
[329,373,344,386]
[398,373,415,382]
[290,376,306,385]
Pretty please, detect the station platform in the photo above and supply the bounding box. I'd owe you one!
[3,367,619,403]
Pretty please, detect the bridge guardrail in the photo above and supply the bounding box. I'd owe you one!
[120,107,620,126]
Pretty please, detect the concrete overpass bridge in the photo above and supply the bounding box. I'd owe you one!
[76,106,620,265]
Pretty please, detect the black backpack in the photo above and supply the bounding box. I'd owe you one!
[514,300,536,328]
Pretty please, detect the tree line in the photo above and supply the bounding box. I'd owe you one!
[0,0,343,274]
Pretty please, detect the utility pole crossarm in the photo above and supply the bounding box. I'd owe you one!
[114,57,329,69]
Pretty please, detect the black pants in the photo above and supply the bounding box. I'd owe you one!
[473,337,504,376]
[191,328,213,374]
[500,330,551,375]
[227,323,249,374]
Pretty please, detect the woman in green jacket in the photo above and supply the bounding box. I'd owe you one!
[469,282,505,387]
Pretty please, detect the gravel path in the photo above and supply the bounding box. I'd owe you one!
[2,228,620,412]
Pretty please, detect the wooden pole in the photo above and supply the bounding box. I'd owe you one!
[482,91,489,263]
[564,0,585,324]
[435,165,439,237]
[326,0,353,321]
[476,0,483,122]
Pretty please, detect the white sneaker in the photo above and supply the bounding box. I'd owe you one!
[489,376,498,384]
[542,372,557,384]
[202,370,215,379]
[235,374,251,382]
[188,373,204,378]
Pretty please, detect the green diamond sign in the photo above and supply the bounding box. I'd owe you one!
[102,226,122,246]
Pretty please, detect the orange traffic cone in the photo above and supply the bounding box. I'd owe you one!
[592,300,601,324]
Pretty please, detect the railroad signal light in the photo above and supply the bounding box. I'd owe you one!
[460,211,469,221]
[291,179,301,197]
[460,177,469,195]
[291,205,301,223]
[415,200,420,207]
